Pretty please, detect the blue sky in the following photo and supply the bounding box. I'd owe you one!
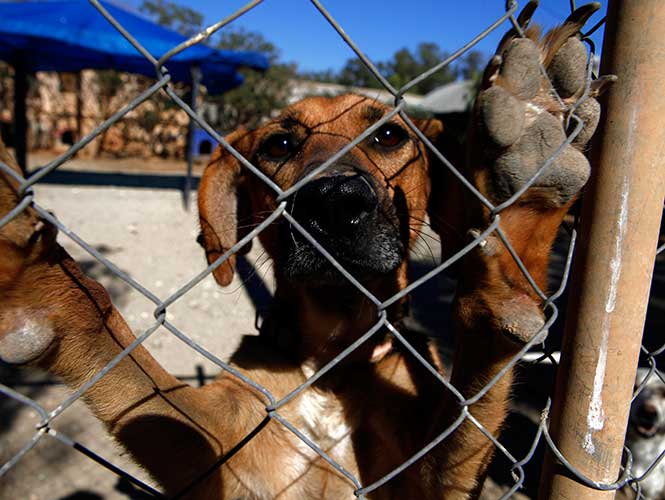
[122,0,607,73]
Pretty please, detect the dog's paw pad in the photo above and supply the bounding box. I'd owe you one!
[548,38,588,98]
[491,112,591,205]
[499,38,541,100]
[474,2,611,207]
[569,98,601,146]
[456,287,548,346]
[479,86,525,148]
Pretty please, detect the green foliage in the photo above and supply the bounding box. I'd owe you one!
[211,63,295,133]
[458,51,485,81]
[337,59,383,89]
[217,27,280,64]
[137,0,484,132]
[97,70,123,97]
[304,45,485,96]
[299,68,336,83]
[139,0,203,37]
[213,27,296,132]
[138,1,293,131]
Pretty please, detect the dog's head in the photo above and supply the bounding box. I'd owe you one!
[198,94,446,298]
[630,369,665,439]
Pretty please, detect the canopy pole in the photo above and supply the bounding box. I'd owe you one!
[184,65,201,210]
[12,60,28,175]
[76,71,83,145]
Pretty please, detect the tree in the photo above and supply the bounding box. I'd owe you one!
[139,0,203,37]
[138,2,294,132]
[302,44,484,96]
[386,48,420,90]
[217,27,280,63]
[385,44,458,94]
[299,69,337,84]
[337,59,384,89]
[457,51,484,81]
[214,27,296,132]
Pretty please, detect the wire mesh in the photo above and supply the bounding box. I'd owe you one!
[0,1,662,499]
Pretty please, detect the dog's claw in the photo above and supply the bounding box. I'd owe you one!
[564,2,602,34]
[496,0,539,54]
[589,74,618,97]
[516,0,539,29]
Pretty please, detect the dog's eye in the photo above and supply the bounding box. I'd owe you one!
[372,124,408,150]
[260,133,297,160]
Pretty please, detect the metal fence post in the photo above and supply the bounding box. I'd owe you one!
[184,65,201,210]
[539,1,665,498]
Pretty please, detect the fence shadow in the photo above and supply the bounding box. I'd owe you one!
[2,210,661,499]
[34,169,200,191]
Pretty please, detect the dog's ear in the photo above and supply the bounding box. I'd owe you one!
[198,128,255,287]
[413,118,444,145]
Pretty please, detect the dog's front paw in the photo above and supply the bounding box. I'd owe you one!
[473,1,613,208]
[455,3,615,349]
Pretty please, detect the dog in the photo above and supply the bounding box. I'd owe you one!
[623,368,665,499]
[0,3,611,499]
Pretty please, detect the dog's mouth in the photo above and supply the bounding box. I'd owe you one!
[633,422,659,439]
[281,219,404,286]
[631,404,662,438]
[279,173,405,286]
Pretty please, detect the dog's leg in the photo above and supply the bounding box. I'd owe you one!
[424,3,613,497]
[0,146,226,495]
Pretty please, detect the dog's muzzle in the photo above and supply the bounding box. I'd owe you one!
[633,405,660,437]
[291,173,378,236]
[282,169,403,284]
[631,390,663,438]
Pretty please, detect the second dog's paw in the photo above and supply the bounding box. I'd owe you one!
[474,1,614,208]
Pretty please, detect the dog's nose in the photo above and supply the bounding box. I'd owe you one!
[291,174,378,234]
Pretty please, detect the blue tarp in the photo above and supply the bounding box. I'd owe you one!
[0,0,269,94]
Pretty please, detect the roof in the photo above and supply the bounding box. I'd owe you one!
[288,80,425,109]
[0,0,269,94]
[419,80,476,114]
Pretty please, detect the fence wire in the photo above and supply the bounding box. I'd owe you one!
[0,1,663,499]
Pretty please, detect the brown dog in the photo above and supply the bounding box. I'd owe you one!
[0,4,610,499]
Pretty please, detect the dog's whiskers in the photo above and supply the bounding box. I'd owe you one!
[409,225,440,266]
[288,190,302,251]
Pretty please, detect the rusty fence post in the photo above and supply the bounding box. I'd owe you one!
[539,1,665,498]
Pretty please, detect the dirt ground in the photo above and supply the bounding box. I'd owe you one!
[1,155,662,499]
[1,182,265,499]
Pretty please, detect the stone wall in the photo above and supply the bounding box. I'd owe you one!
[0,63,193,159]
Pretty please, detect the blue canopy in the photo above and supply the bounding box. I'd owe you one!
[0,0,269,94]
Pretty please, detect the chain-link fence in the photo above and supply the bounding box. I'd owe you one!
[0,0,663,498]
